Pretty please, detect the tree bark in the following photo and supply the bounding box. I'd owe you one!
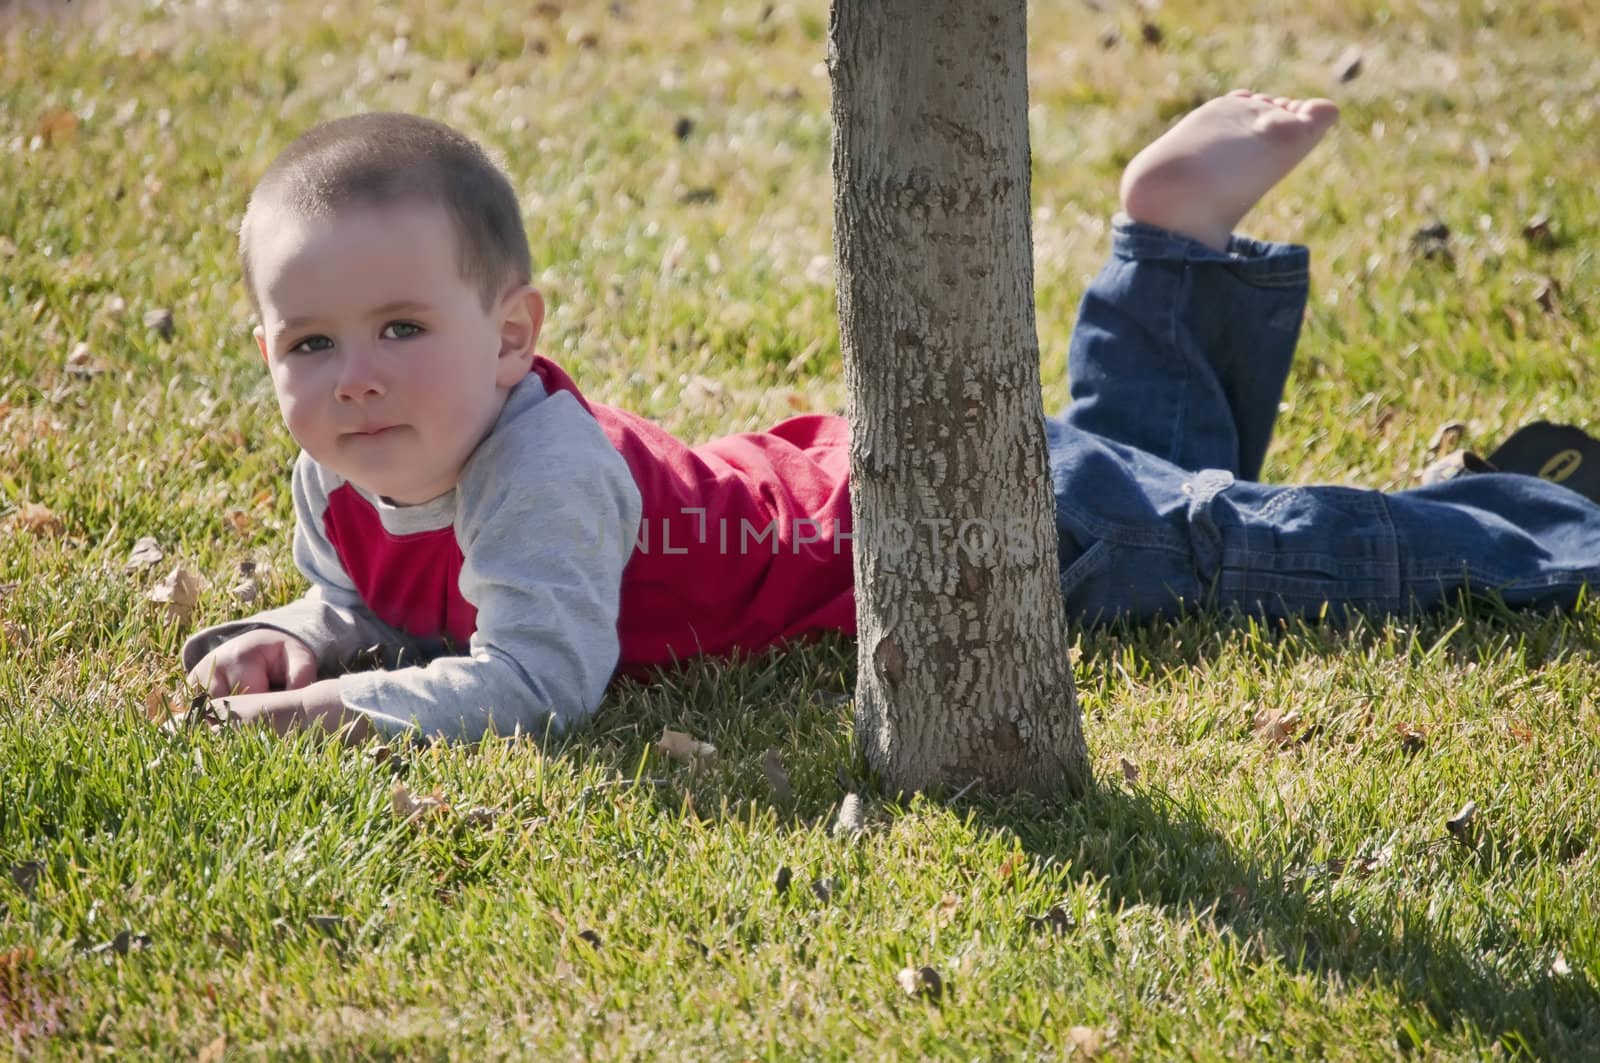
[827,0,1089,796]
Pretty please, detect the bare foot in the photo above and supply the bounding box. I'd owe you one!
[1119,90,1340,251]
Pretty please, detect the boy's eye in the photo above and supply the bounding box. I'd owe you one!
[381,321,424,340]
[287,335,334,355]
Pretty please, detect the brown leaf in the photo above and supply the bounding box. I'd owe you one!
[759,747,793,802]
[997,852,1024,880]
[1534,276,1562,314]
[392,783,450,822]
[1395,721,1427,753]
[148,564,206,622]
[1333,45,1363,83]
[1252,708,1303,745]
[896,965,942,1000]
[462,805,502,828]
[197,1034,227,1063]
[224,508,253,535]
[125,536,165,570]
[229,574,259,603]
[144,687,176,722]
[1521,213,1555,248]
[1139,20,1162,45]
[8,502,64,538]
[1446,799,1478,842]
[1068,1025,1105,1057]
[9,861,44,895]
[1119,756,1140,783]
[1027,904,1073,935]
[0,235,17,258]
[143,307,175,340]
[1427,420,1467,455]
[64,341,105,377]
[934,892,961,927]
[34,108,79,145]
[655,727,717,766]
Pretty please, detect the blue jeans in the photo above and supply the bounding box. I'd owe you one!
[1048,216,1600,624]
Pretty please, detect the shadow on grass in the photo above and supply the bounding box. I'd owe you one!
[980,785,1599,1057]
[573,606,1600,1057]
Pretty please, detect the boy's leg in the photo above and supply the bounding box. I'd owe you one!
[1059,92,1338,481]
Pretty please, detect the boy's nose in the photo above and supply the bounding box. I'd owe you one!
[334,347,387,403]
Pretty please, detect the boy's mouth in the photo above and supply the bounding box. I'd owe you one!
[345,425,401,438]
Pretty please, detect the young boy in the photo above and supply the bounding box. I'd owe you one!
[183,93,1600,742]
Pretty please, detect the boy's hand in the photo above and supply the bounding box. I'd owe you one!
[208,679,372,744]
[172,679,372,745]
[186,629,318,697]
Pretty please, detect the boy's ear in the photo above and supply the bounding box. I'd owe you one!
[495,285,545,387]
[253,325,268,363]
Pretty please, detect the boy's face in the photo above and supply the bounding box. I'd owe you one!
[249,201,542,505]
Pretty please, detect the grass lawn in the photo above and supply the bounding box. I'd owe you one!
[3,0,1599,1056]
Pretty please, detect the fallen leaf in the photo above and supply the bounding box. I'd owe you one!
[197,1034,227,1063]
[87,930,152,956]
[1119,756,1140,783]
[1534,276,1562,314]
[1139,20,1162,45]
[9,861,44,895]
[1252,708,1303,745]
[1068,1025,1105,1057]
[0,235,16,257]
[760,747,793,802]
[8,502,64,537]
[655,727,717,766]
[672,115,695,140]
[148,563,206,623]
[896,965,942,1001]
[810,875,840,903]
[1395,721,1427,753]
[143,307,175,340]
[1445,799,1478,842]
[34,108,79,145]
[1418,449,1491,486]
[125,536,165,570]
[364,744,409,776]
[224,509,253,534]
[392,783,450,822]
[143,687,175,722]
[1333,44,1363,83]
[774,865,792,896]
[462,805,501,827]
[1410,222,1453,262]
[997,852,1024,880]
[1551,953,1572,977]
[833,792,864,838]
[64,341,104,377]
[934,892,961,927]
[1427,420,1467,455]
[577,929,603,948]
[1027,904,1073,935]
[1521,213,1555,248]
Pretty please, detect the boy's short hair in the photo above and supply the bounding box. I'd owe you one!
[240,112,531,311]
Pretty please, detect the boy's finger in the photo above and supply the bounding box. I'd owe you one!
[283,639,318,690]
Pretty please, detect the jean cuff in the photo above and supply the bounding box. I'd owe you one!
[1110,212,1310,288]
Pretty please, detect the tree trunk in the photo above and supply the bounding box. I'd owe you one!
[827,0,1089,796]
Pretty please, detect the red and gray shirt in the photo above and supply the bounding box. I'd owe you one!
[183,357,855,740]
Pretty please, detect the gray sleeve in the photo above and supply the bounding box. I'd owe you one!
[181,453,420,675]
[336,393,642,741]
